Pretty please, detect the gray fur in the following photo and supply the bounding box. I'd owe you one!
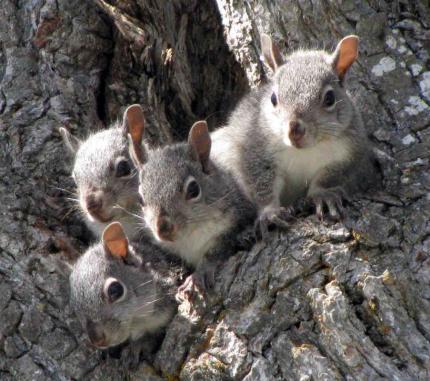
[212,41,377,221]
[69,238,184,348]
[137,140,257,268]
[63,124,144,238]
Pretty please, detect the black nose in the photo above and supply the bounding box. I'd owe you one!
[86,319,107,348]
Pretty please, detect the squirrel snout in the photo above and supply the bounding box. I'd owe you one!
[85,192,103,215]
[156,215,176,242]
[288,120,306,147]
[86,320,108,348]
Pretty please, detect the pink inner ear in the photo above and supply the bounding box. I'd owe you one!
[335,37,359,78]
[261,33,284,71]
[105,240,128,258]
[126,104,145,143]
[125,104,146,165]
[103,222,128,258]
[189,121,211,164]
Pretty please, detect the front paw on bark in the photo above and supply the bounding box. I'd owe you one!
[255,206,294,240]
[176,269,214,304]
[311,190,344,222]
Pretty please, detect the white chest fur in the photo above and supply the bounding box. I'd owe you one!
[275,139,351,199]
[164,212,233,267]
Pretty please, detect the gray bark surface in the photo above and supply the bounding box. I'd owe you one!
[1,0,429,380]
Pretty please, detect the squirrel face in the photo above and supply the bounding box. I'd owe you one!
[60,107,145,238]
[69,223,168,348]
[260,35,359,149]
[73,128,139,224]
[137,144,215,244]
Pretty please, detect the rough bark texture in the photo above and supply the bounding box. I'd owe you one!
[1,0,429,380]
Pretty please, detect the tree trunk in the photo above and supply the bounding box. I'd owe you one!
[1,0,429,380]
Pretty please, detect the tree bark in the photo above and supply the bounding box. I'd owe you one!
[1,0,430,380]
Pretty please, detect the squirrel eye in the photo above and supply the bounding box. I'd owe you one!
[104,278,125,303]
[115,159,131,178]
[323,90,336,108]
[271,92,278,107]
[185,179,201,201]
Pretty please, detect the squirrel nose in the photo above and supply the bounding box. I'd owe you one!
[86,192,103,213]
[86,320,108,348]
[289,120,305,141]
[156,215,175,242]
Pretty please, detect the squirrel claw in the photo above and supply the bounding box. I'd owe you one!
[177,270,214,303]
[312,191,344,222]
[255,206,293,240]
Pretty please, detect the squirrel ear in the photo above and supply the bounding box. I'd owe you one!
[332,35,359,80]
[260,33,284,72]
[124,104,147,168]
[59,127,81,155]
[188,121,211,174]
[102,222,129,259]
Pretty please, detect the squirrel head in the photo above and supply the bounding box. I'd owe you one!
[69,222,166,348]
[130,121,223,246]
[59,105,145,238]
[260,34,359,149]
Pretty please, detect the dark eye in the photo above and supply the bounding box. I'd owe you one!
[106,281,124,303]
[271,92,278,107]
[115,159,131,178]
[185,180,200,201]
[323,90,336,108]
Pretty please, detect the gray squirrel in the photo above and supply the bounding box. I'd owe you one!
[211,34,377,233]
[128,118,257,294]
[69,221,185,367]
[59,105,146,239]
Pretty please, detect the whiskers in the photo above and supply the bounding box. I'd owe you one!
[64,196,80,204]
[133,279,153,292]
[113,203,143,221]
[60,200,84,220]
[49,185,77,196]
[184,190,234,225]
[317,121,344,139]
[109,293,164,321]
[48,184,84,222]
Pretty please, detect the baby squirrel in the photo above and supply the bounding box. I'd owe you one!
[128,118,256,293]
[69,222,185,366]
[59,105,146,239]
[212,34,376,230]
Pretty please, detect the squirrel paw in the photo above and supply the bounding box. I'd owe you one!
[255,206,294,240]
[311,190,344,222]
[177,270,214,304]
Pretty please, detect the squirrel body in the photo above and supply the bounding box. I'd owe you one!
[212,35,376,223]
[128,117,256,292]
[133,138,254,267]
